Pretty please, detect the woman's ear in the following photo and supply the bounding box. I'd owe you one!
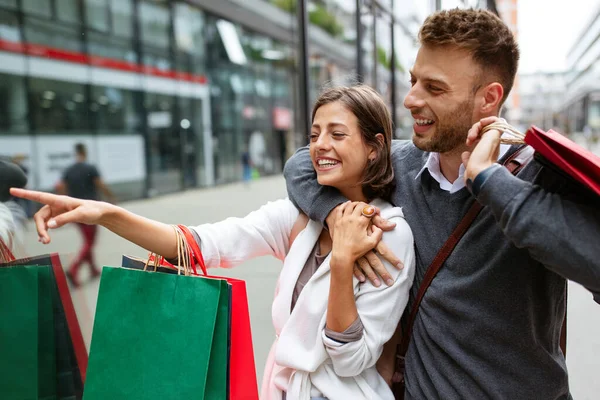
[368,133,385,161]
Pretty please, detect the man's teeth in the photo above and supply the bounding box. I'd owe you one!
[318,160,339,166]
[415,119,434,126]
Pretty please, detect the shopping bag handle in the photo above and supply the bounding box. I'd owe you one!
[139,226,199,276]
[177,224,208,276]
[481,121,526,145]
[0,236,15,262]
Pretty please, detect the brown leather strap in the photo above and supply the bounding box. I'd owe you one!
[395,146,533,368]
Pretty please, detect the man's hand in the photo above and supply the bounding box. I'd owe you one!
[352,214,403,287]
[462,116,503,183]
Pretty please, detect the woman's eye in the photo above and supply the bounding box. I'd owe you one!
[332,132,346,138]
[309,134,318,141]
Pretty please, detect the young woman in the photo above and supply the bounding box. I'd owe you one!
[12,85,415,400]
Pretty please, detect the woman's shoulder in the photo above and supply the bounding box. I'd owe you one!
[370,198,405,220]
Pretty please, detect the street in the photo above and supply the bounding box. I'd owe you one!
[22,175,600,399]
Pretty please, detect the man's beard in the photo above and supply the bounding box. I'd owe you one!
[413,97,475,154]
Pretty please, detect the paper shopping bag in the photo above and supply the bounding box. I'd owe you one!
[1,254,86,399]
[525,126,600,196]
[83,266,231,399]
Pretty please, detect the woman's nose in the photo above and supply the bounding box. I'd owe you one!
[314,134,332,151]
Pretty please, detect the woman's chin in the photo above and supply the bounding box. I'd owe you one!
[317,176,341,189]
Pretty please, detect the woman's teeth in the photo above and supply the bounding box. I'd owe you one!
[318,160,339,166]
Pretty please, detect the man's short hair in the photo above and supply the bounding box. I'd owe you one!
[75,143,87,157]
[419,8,520,105]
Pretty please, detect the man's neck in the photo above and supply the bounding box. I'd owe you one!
[438,151,465,184]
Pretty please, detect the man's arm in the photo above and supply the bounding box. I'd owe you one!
[283,146,347,224]
[477,167,600,297]
[464,118,600,300]
[94,177,116,203]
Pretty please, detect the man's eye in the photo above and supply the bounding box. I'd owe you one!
[428,85,442,92]
[409,79,416,86]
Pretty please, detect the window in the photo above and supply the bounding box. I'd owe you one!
[139,1,170,48]
[85,0,109,32]
[0,9,21,42]
[90,86,138,134]
[0,73,28,135]
[56,0,81,24]
[88,32,136,63]
[111,0,133,38]
[29,78,89,134]
[25,17,83,52]
[22,0,52,18]
[0,0,16,10]
[174,3,205,74]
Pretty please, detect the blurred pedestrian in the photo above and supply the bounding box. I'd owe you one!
[241,145,252,185]
[57,143,116,287]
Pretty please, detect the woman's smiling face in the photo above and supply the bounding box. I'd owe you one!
[309,101,375,202]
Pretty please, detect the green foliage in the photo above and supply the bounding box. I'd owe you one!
[272,0,296,13]
[377,45,405,73]
[271,0,344,39]
[309,5,344,38]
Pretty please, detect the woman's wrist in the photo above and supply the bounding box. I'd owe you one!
[331,251,355,271]
[98,201,121,227]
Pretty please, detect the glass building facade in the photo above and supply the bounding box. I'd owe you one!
[0,0,494,200]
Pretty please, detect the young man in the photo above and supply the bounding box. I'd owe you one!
[58,143,116,287]
[284,8,599,400]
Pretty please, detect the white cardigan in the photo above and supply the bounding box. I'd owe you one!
[192,198,415,400]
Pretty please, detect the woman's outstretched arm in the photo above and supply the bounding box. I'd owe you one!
[10,188,178,259]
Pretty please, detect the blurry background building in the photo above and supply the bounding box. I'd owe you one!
[560,6,600,138]
[516,72,568,132]
[0,0,499,200]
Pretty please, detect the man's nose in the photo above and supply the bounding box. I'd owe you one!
[404,86,426,110]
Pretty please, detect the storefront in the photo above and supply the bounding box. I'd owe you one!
[0,0,423,199]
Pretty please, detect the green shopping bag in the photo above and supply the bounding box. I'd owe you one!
[38,265,57,400]
[1,254,88,400]
[83,266,231,400]
[0,266,40,399]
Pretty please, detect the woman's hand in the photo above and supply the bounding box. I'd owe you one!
[331,201,383,267]
[10,188,111,244]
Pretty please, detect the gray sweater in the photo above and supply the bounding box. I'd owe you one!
[284,140,600,400]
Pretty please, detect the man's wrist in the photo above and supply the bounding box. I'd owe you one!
[467,164,502,197]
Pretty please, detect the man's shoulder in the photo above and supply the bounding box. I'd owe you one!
[390,139,427,168]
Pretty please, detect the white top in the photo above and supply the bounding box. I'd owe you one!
[415,143,511,193]
[192,198,416,400]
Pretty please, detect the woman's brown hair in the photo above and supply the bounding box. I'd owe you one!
[311,85,395,201]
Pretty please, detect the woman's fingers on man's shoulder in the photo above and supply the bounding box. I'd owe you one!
[376,241,404,270]
[372,215,396,231]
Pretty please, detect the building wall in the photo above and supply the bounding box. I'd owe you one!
[560,4,600,135]
[496,0,520,121]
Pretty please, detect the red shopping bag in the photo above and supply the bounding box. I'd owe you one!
[178,225,259,400]
[525,126,600,196]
